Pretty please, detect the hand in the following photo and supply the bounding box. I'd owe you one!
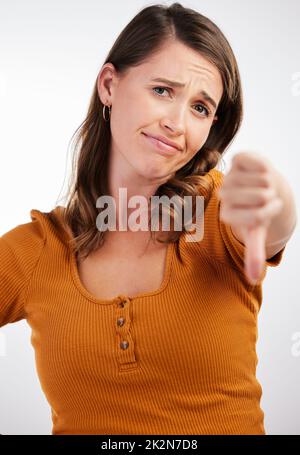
[217,152,283,285]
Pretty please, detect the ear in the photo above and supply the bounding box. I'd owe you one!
[97,63,118,106]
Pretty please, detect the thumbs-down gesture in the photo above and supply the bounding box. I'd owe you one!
[217,152,286,285]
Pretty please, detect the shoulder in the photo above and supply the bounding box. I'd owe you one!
[199,167,225,210]
[0,205,68,270]
[1,208,47,252]
[205,168,225,189]
[0,209,49,327]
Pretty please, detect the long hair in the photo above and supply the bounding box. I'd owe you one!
[53,2,243,262]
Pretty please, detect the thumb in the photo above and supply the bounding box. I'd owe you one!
[244,224,267,285]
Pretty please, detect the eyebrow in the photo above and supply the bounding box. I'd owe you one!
[151,77,218,110]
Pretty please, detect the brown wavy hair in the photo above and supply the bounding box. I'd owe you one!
[53,2,243,262]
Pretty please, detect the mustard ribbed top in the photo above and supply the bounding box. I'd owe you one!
[0,169,285,435]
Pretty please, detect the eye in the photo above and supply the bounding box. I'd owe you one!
[193,104,210,117]
[153,86,169,96]
[152,86,210,118]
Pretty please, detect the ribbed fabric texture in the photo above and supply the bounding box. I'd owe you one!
[0,169,286,435]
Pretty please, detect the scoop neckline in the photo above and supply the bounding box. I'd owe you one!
[69,234,176,305]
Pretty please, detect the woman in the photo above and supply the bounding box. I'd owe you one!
[0,3,297,435]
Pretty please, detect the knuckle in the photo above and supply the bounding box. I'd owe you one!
[259,189,271,204]
[257,187,275,205]
[261,172,272,188]
[232,155,242,167]
[253,209,264,224]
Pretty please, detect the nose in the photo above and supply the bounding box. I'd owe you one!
[161,117,185,136]
[162,101,186,132]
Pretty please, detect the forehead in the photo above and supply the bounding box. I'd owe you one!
[129,40,223,101]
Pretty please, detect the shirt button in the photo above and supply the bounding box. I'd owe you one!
[117,317,125,327]
[120,340,129,350]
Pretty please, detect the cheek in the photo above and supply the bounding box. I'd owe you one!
[174,127,210,170]
[110,101,139,144]
[187,128,210,157]
[112,86,144,128]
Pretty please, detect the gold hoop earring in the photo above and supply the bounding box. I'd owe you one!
[103,104,111,122]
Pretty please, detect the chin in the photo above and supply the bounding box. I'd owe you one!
[135,162,169,182]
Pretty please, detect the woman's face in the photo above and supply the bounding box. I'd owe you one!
[98,39,223,185]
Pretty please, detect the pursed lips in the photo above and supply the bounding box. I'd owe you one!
[142,132,182,151]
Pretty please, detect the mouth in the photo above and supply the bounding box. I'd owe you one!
[142,133,179,155]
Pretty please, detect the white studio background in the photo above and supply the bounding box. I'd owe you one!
[0,0,299,435]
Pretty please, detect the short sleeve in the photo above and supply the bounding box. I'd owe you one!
[0,216,46,328]
[220,219,286,270]
[202,168,286,285]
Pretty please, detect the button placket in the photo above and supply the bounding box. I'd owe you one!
[115,296,137,370]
